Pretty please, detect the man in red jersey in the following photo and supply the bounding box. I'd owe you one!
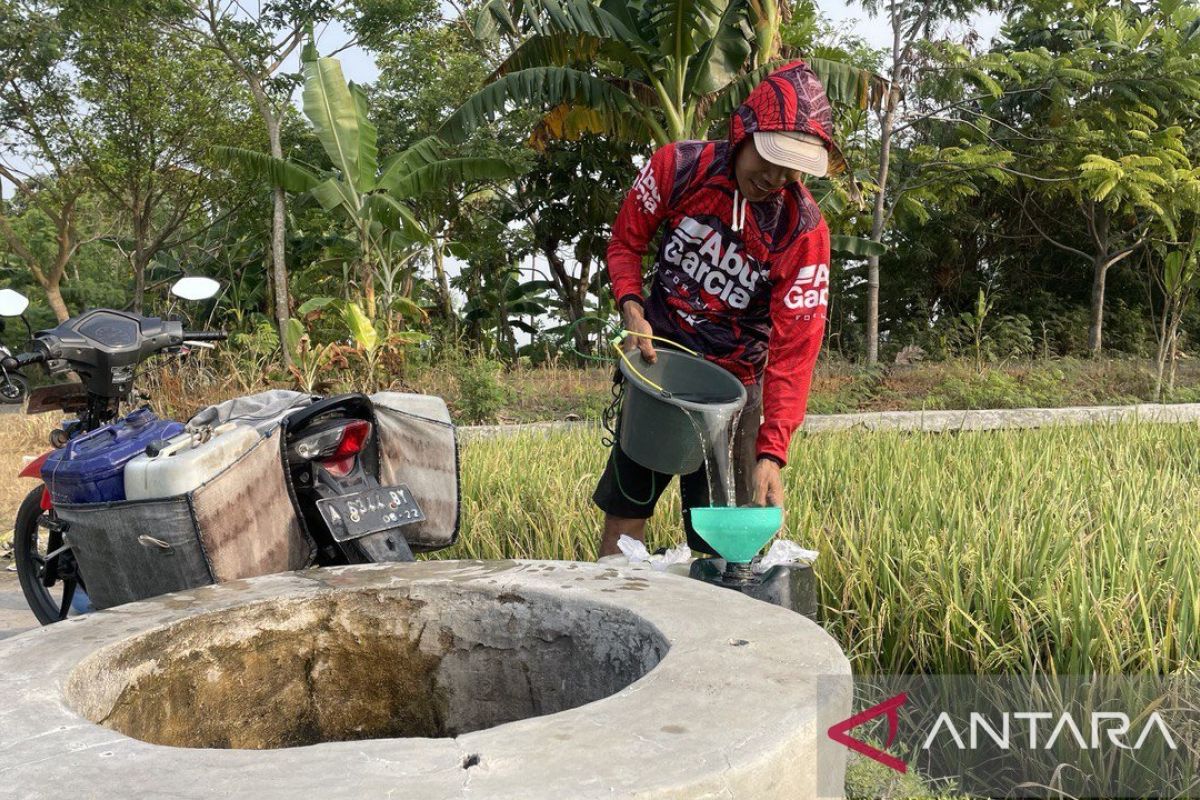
[594,60,835,557]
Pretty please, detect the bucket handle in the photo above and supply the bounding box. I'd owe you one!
[610,330,699,395]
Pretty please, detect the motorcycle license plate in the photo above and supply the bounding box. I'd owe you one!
[317,484,425,543]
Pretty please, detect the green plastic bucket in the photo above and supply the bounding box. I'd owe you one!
[617,348,747,475]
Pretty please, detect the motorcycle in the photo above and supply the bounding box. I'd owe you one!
[0,344,28,404]
[1,278,422,625]
[0,290,31,405]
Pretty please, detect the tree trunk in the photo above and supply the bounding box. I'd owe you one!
[132,211,146,314]
[0,199,75,322]
[1167,316,1182,396]
[572,256,593,355]
[44,281,69,323]
[542,239,590,354]
[1154,298,1170,401]
[1087,254,1108,357]
[266,112,293,367]
[866,10,904,365]
[431,238,456,330]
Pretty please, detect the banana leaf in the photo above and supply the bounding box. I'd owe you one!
[211,146,323,193]
[440,67,642,144]
[302,57,363,186]
[830,234,886,258]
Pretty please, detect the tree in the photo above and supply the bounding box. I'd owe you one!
[68,7,255,312]
[176,0,346,365]
[0,0,91,320]
[516,136,637,355]
[371,21,533,332]
[218,50,524,328]
[999,0,1200,355]
[443,0,884,148]
[854,0,1012,363]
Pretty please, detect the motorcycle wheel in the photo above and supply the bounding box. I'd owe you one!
[0,374,27,404]
[13,486,87,625]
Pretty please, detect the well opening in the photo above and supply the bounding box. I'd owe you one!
[65,585,668,750]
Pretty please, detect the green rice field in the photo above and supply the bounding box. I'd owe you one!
[448,422,1200,677]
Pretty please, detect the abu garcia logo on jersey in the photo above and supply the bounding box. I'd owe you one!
[661,216,766,310]
[784,262,830,312]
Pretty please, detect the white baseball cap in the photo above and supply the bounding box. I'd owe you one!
[753,131,829,177]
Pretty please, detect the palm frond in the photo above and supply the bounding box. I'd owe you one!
[313,178,355,212]
[363,193,430,243]
[703,60,782,124]
[474,0,522,43]
[527,103,654,148]
[830,234,886,258]
[650,0,717,63]
[525,0,649,49]
[493,33,605,78]
[808,57,888,110]
[302,57,363,184]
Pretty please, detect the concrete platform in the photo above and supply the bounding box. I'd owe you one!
[0,565,37,639]
[0,560,851,799]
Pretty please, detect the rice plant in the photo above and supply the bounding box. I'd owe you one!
[449,422,1200,676]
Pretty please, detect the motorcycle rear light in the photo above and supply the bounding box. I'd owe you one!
[319,420,371,478]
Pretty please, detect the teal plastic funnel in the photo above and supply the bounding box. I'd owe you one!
[689,506,782,563]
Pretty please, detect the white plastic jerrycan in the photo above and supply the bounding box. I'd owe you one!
[124,423,259,501]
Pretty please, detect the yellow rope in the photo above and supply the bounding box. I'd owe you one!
[615,330,699,356]
[610,330,699,395]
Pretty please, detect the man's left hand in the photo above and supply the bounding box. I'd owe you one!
[751,458,784,507]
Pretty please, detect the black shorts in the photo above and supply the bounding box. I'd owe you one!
[592,383,763,555]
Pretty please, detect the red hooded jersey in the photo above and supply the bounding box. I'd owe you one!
[607,60,832,466]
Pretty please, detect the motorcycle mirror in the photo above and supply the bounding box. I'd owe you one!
[170,276,221,301]
[0,288,30,317]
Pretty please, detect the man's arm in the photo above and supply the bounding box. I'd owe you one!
[607,146,675,361]
[755,220,831,472]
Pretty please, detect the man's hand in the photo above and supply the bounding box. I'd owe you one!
[751,458,784,507]
[621,300,656,364]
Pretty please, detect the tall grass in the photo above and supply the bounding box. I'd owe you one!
[0,416,56,544]
[450,422,1200,676]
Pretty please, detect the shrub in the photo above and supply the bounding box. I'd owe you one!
[453,356,511,424]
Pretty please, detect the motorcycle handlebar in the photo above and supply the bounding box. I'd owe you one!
[182,331,228,342]
[1,350,47,371]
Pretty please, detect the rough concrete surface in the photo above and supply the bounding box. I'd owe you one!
[0,560,852,799]
[462,402,1200,439]
[0,566,36,639]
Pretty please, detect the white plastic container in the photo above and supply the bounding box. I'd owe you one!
[124,423,260,501]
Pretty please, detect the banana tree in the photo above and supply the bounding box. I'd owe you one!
[444,0,884,147]
[217,46,525,321]
[462,266,553,359]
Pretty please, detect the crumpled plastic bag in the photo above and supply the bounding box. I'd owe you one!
[753,539,818,573]
[617,535,692,571]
